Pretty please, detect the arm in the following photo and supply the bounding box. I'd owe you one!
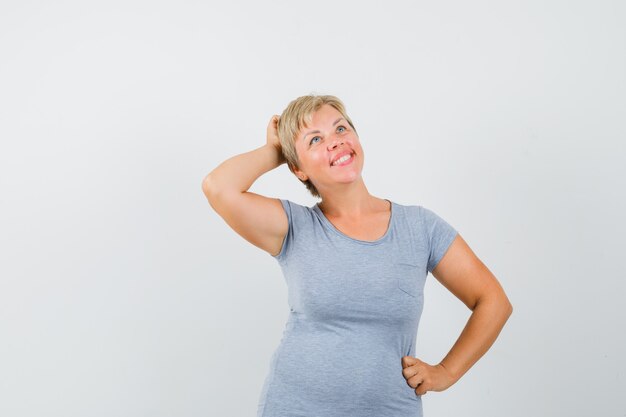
[202,116,286,195]
[201,116,290,257]
[402,234,513,394]
[433,234,513,383]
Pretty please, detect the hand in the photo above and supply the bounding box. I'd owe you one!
[401,356,456,396]
[266,115,286,165]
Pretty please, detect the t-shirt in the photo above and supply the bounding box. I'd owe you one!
[256,198,458,417]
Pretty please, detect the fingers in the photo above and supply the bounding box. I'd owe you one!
[402,363,419,380]
[402,359,429,395]
[401,355,419,368]
[409,371,428,395]
[409,373,428,396]
[405,366,422,387]
[267,115,278,127]
[401,356,421,387]
[402,358,453,396]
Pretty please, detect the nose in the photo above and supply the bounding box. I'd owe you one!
[327,136,345,150]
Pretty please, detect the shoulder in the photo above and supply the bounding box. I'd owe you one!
[402,203,454,228]
[395,200,458,243]
[275,198,322,234]
[271,199,319,261]
[277,198,317,221]
[391,201,426,223]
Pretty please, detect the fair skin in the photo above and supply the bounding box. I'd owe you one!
[203,104,513,398]
[289,104,392,239]
[281,106,513,395]
[401,236,513,395]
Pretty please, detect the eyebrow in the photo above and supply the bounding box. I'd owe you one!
[303,117,345,141]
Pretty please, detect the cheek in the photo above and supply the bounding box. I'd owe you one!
[311,153,329,167]
[294,147,308,167]
[350,138,363,154]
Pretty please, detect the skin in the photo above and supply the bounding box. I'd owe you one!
[285,104,391,222]
[266,106,513,396]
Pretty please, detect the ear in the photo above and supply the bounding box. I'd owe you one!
[289,163,308,182]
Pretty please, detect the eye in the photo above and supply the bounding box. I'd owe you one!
[309,126,348,145]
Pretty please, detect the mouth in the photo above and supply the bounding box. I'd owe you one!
[330,151,355,167]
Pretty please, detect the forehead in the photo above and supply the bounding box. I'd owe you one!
[305,104,341,125]
[294,104,346,150]
[299,105,343,137]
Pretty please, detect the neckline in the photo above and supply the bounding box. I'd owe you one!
[313,199,394,245]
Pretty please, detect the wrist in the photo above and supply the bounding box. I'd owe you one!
[437,362,460,384]
[265,143,286,166]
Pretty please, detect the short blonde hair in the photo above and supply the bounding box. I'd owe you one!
[277,94,358,198]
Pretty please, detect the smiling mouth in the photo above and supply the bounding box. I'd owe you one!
[331,152,355,167]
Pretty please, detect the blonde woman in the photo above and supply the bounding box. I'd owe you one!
[202,94,512,417]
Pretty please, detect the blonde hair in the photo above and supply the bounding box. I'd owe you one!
[277,94,358,198]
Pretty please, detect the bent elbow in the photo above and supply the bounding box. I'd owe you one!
[501,297,513,319]
[202,174,217,199]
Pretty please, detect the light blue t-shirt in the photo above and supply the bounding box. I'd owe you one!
[257,198,458,417]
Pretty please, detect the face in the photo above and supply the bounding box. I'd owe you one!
[292,104,364,191]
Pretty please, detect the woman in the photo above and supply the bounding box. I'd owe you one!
[202,94,513,417]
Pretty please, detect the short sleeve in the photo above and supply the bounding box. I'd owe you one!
[420,206,458,273]
[272,198,293,262]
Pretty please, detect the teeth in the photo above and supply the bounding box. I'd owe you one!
[332,153,352,166]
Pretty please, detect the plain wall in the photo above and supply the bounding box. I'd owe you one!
[1,0,624,416]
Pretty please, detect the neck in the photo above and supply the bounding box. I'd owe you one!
[318,180,385,218]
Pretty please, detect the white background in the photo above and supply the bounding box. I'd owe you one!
[1,1,624,416]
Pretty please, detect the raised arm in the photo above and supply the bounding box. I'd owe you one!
[201,115,289,257]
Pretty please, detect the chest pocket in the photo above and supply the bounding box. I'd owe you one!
[392,240,427,298]
[395,260,422,297]
[392,205,427,298]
